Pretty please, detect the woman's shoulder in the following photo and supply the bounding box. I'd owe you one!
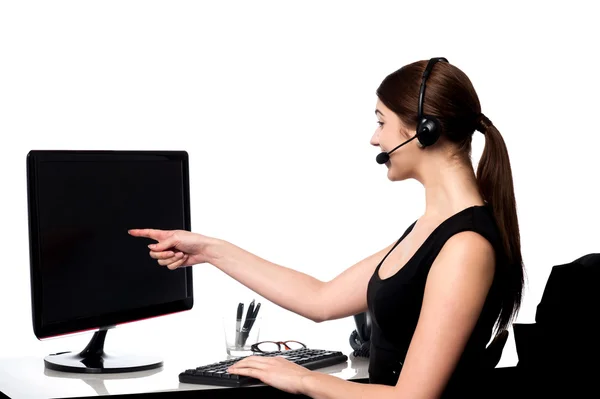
[470,204,503,244]
[435,204,504,261]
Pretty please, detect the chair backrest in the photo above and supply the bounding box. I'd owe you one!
[536,253,600,325]
[514,253,600,369]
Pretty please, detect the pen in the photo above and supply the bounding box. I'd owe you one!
[242,302,261,347]
[246,302,260,332]
[252,302,261,319]
[240,300,255,347]
[235,302,244,348]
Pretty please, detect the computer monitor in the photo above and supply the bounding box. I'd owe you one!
[26,150,194,373]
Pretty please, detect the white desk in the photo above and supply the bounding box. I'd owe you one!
[0,349,370,399]
[0,352,527,399]
[0,317,523,399]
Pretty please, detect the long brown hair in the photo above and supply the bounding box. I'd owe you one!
[376,60,524,333]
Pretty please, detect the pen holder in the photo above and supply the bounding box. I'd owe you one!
[222,316,262,357]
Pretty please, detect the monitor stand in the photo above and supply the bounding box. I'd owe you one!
[44,326,163,373]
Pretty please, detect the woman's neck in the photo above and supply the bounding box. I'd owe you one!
[417,156,484,220]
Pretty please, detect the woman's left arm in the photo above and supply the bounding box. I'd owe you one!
[230,231,496,399]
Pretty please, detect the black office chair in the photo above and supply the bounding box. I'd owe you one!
[483,329,509,369]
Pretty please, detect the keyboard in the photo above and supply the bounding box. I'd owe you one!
[179,348,348,387]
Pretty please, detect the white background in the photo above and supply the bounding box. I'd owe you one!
[1,0,598,370]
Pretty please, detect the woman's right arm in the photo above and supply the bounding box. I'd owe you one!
[128,228,394,323]
[206,238,396,323]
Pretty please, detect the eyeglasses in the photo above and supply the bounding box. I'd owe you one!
[250,340,306,353]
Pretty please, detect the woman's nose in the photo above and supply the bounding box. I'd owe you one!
[370,130,379,147]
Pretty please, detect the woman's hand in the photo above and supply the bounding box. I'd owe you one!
[227,355,314,395]
[128,228,216,269]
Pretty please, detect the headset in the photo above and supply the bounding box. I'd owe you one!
[375,57,449,165]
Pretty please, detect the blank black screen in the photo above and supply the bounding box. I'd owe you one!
[35,157,189,326]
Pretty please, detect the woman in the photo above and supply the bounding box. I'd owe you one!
[129,57,524,399]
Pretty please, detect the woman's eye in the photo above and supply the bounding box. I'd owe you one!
[377,121,384,127]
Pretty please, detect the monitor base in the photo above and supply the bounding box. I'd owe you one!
[44,327,163,374]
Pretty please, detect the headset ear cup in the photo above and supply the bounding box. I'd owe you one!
[417,115,441,147]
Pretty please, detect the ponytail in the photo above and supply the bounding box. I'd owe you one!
[475,114,524,333]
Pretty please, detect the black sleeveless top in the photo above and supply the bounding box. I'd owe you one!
[366,205,504,398]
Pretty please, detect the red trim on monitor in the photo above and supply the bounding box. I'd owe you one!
[38,307,191,340]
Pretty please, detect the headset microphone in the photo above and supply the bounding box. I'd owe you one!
[375,134,421,164]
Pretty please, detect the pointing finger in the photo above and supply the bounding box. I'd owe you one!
[128,228,165,240]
